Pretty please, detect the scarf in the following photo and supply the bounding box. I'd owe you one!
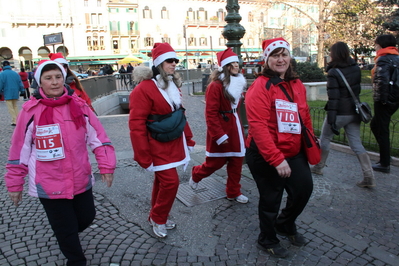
[372,46,399,77]
[38,88,86,129]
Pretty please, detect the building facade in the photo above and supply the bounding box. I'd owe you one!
[0,0,319,71]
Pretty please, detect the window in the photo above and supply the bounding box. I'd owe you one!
[217,9,224,21]
[91,14,97,25]
[248,38,254,46]
[130,40,136,49]
[200,37,207,46]
[100,36,105,49]
[248,12,253,22]
[219,37,226,46]
[87,36,91,46]
[113,40,119,49]
[97,0,101,7]
[143,6,152,19]
[161,37,171,43]
[161,7,169,19]
[187,8,194,20]
[198,7,206,21]
[84,0,88,7]
[259,12,264,23]
[188,37,196,46]
[144,37,154,47]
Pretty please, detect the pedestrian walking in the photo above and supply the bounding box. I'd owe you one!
[245,37,314,258]
[128,42,195,238]
[0,61,25,126]
[49,53,95,113]
[4,60,116,266]
[311,42,375,188]
[370,34,399,174]
[189,48,248,204]
[18,68,30,100]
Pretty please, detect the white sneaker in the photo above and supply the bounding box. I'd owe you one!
[165,219,176,230]
[189,176,198,190]
[227,194,248,204]
[149,218,167,238]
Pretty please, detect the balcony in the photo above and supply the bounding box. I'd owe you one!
[10,15,73,27]
[184,19,225,27]
[110,30,140,36]
[86,24,108,31]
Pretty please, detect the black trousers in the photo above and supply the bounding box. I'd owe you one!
[246,149,313,248]
[370,101,399,166]
[40,189,96,266]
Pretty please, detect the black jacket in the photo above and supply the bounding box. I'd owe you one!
[325,59,361,124]
[373,53,399,103]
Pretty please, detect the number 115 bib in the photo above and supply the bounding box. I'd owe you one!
[35,124,65,161]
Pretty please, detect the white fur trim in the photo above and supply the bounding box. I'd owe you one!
[54,58,69,65]
[263,40,290,62]
[153,51,177,67]
[216,134,229,145]
[218,66,223,72]
[221,55,239,68]
[34,61,67,86]
[226,74,246,105]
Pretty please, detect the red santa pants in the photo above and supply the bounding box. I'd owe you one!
[150,167,179,225]
[192,156,244,198]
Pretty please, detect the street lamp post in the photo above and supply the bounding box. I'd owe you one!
[222,0,246,66]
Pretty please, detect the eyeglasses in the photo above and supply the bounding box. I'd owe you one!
[62,64,68,68]
[165,58,179,64]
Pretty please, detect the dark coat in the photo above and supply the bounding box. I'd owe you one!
[373,53,399,103]
[325,59,361,124]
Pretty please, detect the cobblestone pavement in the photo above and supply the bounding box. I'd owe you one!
[0,92,398,266]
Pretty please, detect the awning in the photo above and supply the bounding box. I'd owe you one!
[69,60,120,65]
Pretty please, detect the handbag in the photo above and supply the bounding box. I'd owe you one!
[335,69,373,123]
[278,84,321,165]
[146,107,187,142]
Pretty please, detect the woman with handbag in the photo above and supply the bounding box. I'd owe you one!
[370,34,399,174]
[129,42,195,238]
[245,37,314,258]
[311,42,375,188]
[189,48,248,204]
[18,68,30,100]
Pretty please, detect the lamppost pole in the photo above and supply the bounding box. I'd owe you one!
[222,0,246,67]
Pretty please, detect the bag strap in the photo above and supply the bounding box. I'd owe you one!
[277,84,306,128]
[335,68,361,106]
[148,107,185,122]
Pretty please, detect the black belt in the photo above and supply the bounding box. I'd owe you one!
[219,108,237,121]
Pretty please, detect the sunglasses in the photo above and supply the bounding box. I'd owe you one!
[165,58,179,64]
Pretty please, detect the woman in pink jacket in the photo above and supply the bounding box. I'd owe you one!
[4,60,116,266]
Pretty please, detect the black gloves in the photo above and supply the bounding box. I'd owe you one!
[327,110,339,135]
[330,124,340,135]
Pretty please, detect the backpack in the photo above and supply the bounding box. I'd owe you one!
[389,59,399,103]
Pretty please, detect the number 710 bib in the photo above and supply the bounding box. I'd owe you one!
[35,124,65,161]
[275,99,301,134]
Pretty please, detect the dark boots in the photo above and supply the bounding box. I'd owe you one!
[356,153,376,188]
[310,150,329,175]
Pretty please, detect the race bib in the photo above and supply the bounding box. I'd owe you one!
[275,99,301,134]
[35,124,65,161]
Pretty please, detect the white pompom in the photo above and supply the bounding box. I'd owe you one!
[218,66,223,72]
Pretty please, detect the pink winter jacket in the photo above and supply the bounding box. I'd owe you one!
[4,90,116,199]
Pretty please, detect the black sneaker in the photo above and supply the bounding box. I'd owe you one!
[257,243,289,258]
[275,228,307,247]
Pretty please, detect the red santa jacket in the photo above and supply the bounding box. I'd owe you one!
[245,76,313,167]
[19,72,29,89]
[129,79,195,172]
[205,80,245,157]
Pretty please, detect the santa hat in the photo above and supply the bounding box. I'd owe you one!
[34,60,67,87]
[216,48,239,72]
[262,37,290,62]
[48,53,69,65]
[152,43,177,67]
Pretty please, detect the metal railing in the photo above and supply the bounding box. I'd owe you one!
[310,107,399,158]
